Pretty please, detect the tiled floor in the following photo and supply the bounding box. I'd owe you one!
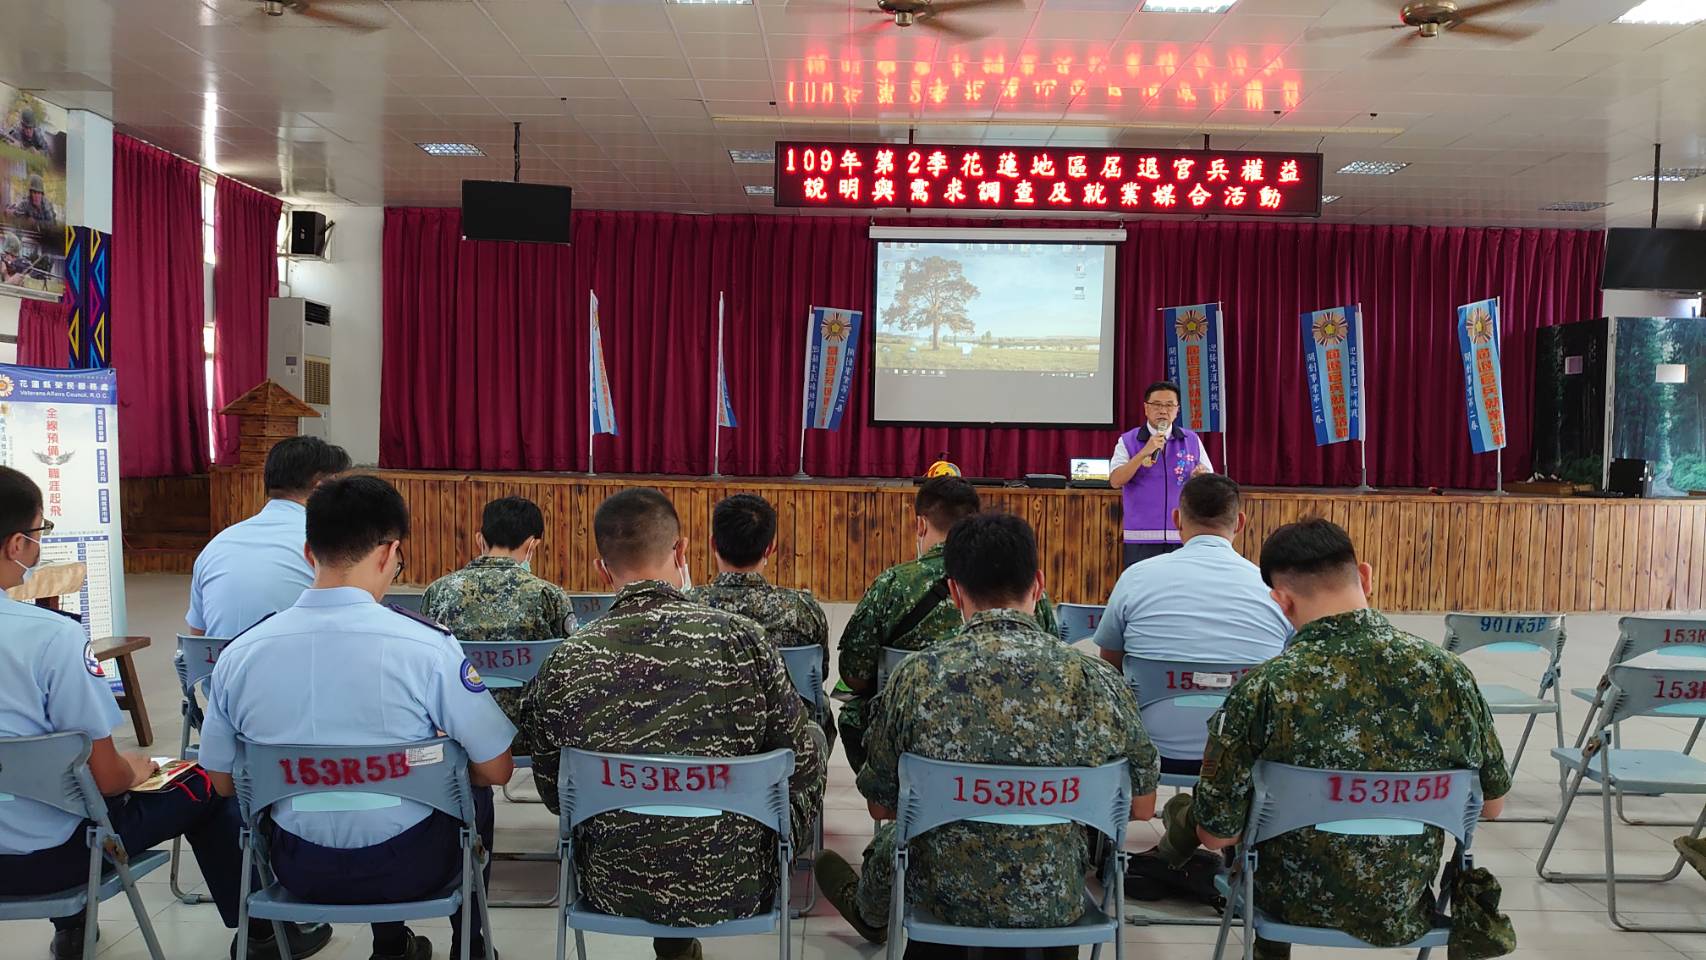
[15,572,1706,960]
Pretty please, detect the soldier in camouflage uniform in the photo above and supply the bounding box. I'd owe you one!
[1149,518,1510,959]
[421,495,577,643]
[687,493,837,750]
[816,512,1158,953]
[519,488,826,960]
[838,477,1060,771]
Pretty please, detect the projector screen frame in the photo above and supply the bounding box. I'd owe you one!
[865,226,1125,430]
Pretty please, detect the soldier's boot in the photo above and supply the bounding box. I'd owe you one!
[814,850,888,944]
[1676,837,1706,879]
[652,938,702,959]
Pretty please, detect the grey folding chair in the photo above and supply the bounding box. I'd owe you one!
[554,746,795,960]
[1442,614,1566,820]
[1123,656,1261,789]
[383,592,426,614]
[568,594,616,626]
[231,737,494,960]
[1212,762,1482,960]
[462,638,562,907]
[169,633,232,904]
[1569,616,1706,826]
[886,754,1130,960]
[876,645,911,692]
[1056,603,1107,645]
[0,733,169,960]
[779,644,830,916]
[1537,659,1706,932]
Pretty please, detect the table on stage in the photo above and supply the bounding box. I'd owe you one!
[210,467,1706,614]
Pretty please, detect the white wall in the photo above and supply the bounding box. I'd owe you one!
[1603,289,1702,318]
[0,296,18,365]
[279,205,383,466]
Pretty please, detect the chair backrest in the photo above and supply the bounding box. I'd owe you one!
[1614,616,1706,662]
[175,634,233,695]
[1442,614,1566,659]
[0,732,101,822]
[383,592,426,615]
[557,747,795,842]
[877,646,912,691]
[894,753,1131,848]
[1122,656,1260,710]
[1602,662,1706,726]
[459,639,561,686]
[1055,603,1106,644]
[232,737,475,826]
[779,645,826,717]
[569,594,616,625]
[1245,761,1481,848]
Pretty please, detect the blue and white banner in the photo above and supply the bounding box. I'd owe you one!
[1457,297,1507,454]
[1299,304,1365,446]
[1162,302,1226,434]
[803,306,862,431]
[0,365,128,693]
[589,292,618,436]
[716,292,737,429]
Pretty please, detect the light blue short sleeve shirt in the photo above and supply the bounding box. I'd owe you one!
[199,587,516,849]
[1093,535,1293,758]
[0,598,124,855]
[186,499,314,638]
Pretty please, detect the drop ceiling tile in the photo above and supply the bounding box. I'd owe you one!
[468,76,554,98]
[621,78,703,100]
[689,58,776,82]
[547,77,631,99]
[526,55,615,78]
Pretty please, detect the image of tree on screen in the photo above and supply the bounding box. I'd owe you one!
[876,244,1103,374]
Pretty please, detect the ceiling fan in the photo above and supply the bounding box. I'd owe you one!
[1308,0,1540,53]
[788,0,1027,42]
[256,0,381,32]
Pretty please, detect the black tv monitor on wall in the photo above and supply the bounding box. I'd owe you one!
[1602,228,1706,292]
[461,180,573,244]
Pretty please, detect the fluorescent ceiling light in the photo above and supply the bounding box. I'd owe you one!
[417,142,485,157]
[729,149,775,164]
[744,184,775,196]
[1540,200,1609,211]
[1142,0,1237,11]
[1616,0,1705,23]
[1633,167,1706,182]
[1337,160,1408,176]
[1321,194,1341,204]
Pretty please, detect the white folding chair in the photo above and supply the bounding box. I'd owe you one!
[1442,614,1566,820]
[568,595,616,626]
[886,754,1130,960]
[1538,659,1706,932]
[779,644,829,916]
[463,638,562,907]
[169,633,231,904]
[1122,656,1261,789]
[231,736,494,960]
[1212,762,1482,960]
[1056,603,1107,645]
[554,747,795,960]
[0,733,169,960]
[1569,617,1706,826]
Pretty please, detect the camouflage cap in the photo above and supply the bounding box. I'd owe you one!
[28,174,45,193]
[3,235,18,254]
[19,107,34,126]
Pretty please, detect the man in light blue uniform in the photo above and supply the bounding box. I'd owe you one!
[0,467,330,960]
[201,475,515,960]
[1096,474,1291,775]
[186,436,350,638]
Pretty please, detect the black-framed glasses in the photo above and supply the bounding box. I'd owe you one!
[13,520,53,538]
[383,539,407,580]
[1145,400,1181,411]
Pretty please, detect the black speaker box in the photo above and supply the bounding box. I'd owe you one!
[290,210,329,257]
[1608,458,1653,498]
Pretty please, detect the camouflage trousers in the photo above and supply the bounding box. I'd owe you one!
[839,697,870,773]
[1160,794,1290,960]
[853,821,898,930]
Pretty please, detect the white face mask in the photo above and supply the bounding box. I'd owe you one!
[677,559,693,590]
[14,533,41,583]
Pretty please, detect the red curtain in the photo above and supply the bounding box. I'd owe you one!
[212,176,282,464]
[16,295,70,368]
[112,135,208,477]
[381,210,1602,488]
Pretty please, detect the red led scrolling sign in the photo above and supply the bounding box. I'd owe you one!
[773,142,1324,217]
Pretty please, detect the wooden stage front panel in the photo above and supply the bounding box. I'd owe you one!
[209,468,1706,613]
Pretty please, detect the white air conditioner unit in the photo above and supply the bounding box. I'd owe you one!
[267,297,332,439]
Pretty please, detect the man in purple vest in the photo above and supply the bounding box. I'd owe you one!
[1108,381,1213,568]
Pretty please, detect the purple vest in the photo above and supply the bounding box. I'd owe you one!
[1118,425,1205,544]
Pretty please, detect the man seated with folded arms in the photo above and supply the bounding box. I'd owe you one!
[200,476,516,960]
[1095,474,1291,779]
[837,477,1059,771]
[0,466,330,960]
[1153,518,1509,959]
[520,488,826,960]
[816,512,1158,956]
[689,492,836,748]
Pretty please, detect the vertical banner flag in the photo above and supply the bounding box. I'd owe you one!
[716,293,737,429]
[0,365,129,693]
[1162,302,1226,433]
[1299,304,1366,446]
[803,306,862,431]
[589,292,618,436]
[1456,297,1507,453]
